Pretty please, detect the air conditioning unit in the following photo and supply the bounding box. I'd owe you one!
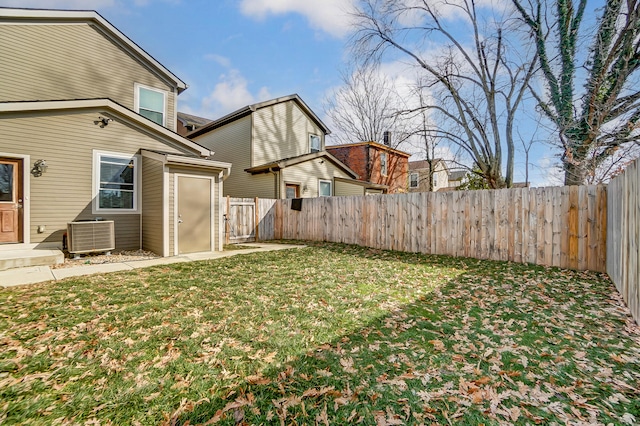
[67,220,115,255]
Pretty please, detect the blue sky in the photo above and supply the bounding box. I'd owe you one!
[0,0,609,187]
[0,0,350,119]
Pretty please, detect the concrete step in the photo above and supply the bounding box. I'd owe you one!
[0,248,64,272]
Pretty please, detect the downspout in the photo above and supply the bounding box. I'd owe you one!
[268,167,279,199]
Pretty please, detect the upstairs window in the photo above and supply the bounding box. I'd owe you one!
[380,152,388,176]
[135,84,166,126]
[310,134,321,153]
[410,173,418,188]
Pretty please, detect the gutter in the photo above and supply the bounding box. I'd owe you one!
[141,150,232,181]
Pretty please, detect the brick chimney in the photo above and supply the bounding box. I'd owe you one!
[383,131,391,146]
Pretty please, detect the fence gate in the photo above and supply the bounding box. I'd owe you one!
[224,197,257,243]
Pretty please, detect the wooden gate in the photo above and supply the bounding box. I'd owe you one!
[224,197,257,243]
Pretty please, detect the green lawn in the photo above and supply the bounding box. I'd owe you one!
[1,242,638,425]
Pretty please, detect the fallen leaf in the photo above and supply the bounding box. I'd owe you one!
[429,340,445,351]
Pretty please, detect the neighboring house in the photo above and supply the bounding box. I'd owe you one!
[327,142,410,194]
[177,112,212,136]
[188,94,382,198]
[408,159,450,192]
[0,7,231,257]
[447,170,468,189]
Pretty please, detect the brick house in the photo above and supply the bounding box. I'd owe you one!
[326,141,410,194]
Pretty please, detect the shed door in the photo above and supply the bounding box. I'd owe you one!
[177,175,212,254]
[0,158,23,243]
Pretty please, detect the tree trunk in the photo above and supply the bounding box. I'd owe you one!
[563,161,586,186]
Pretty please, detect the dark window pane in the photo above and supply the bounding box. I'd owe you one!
[99,190,133,209]
[140,109,163,125]
[0,164,14,202]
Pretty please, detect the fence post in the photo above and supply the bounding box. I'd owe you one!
[254,197,260,242]
[275,200,282,240]
[225,195,230,245]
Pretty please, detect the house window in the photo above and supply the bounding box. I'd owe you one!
[380,152,388,176]
[319,179,332,196]
[433,174,439,188]
[94,151,139,212]
[310,134,321,153]
[410,173,418,188]
[135,84,166,126]
[286,184,300,199]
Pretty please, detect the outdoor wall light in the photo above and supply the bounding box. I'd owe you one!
[31,159,48,177]
[94,116,112,128]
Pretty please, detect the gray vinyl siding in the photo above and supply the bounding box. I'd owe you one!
[0,23,177,130]
[0,111,185,249]
[282,161,352,198]
[335,181,365,197]
[141,156,165,255]
[192,116,276,198]
[252,101,325,166]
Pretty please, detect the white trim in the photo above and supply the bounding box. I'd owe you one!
[217,171,224,251]
[140,150,231,177]
[134,83,167,127]
[163,164,170,257]
[380,152,388,177]
[92,150,141,214]
[0,152,30,246]
[173,173,216,254]
[318,179,332,197]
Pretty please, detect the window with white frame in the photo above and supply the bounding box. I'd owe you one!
[410,173,418,188]
[433,174,439,188]
[319,179,332,196]
[135,84,166,126]
[380,152,388,176]
[309,134,321,153]
[94,151,139,212]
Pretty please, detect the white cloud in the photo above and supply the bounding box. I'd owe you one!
[531,156,564,187]
[397,0,515,25]
[239,0,356,38]
[201,69,271,118]
[204,54,232,69]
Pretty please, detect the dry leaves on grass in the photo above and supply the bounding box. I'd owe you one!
[1,243,639,425]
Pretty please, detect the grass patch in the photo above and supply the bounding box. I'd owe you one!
[0,242,638,425]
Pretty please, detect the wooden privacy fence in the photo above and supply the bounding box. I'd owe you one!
[271,186,608,273]
[607,159,640,323]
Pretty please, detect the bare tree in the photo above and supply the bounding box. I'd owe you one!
[402,80,449,192]
[351,0,538,188]
[513,0,640,185]
[324,65,411,148]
